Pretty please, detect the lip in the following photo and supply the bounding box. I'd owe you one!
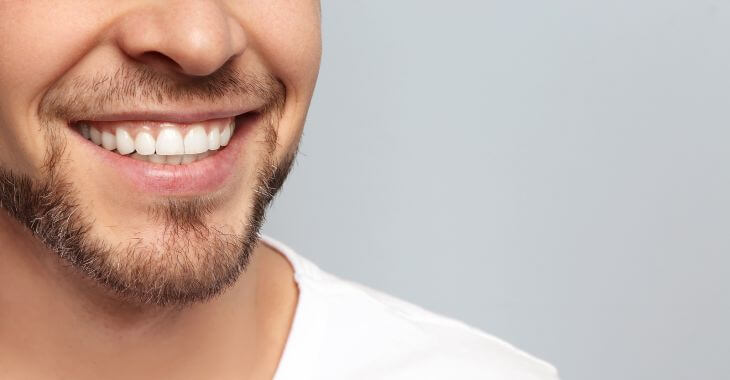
[69,106,261,124]
[72,112,260,196]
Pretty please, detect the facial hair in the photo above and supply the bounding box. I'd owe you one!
[0,63,296,307]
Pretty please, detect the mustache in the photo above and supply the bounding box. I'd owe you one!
[38,61,286,124]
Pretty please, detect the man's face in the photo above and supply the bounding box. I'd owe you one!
[0,1,321,305]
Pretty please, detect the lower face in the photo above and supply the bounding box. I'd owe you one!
[0,2,321,306]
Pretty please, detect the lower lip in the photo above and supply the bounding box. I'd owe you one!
[74,113,259,196]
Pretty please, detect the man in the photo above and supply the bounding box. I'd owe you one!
[0,1,558,379]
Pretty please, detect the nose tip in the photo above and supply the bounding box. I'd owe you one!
[114,2,247,77]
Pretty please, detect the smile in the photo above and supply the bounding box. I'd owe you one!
[69,111,261,195]
[73,116,236,165]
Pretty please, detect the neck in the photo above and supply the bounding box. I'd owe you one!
[0,213,297,379]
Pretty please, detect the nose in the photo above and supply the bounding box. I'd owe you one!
[114,1,246,77]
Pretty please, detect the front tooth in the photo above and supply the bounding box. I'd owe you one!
[181,154,196,164]
[208,128,221,150]
[156,128,184,155]
[220,124,232,146]
[90,127,102,145]
[101,131,117,150]
[135,131,156,155]
[166,155,183,164]
[116,128,136,155]
[184,126,208,154]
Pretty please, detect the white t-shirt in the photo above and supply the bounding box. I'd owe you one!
[264,236,559,380]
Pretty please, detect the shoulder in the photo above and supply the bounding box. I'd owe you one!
[264,236,559,380]
[314,276,558,379]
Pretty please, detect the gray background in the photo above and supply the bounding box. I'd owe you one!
[262,1,730,379]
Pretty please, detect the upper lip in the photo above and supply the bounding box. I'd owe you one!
[68,103,263,125]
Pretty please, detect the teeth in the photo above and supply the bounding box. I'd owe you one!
[77,117,236,164]
[116,128,136,155]
[183,126,208,154]
[79,123,91,139]
[135,131,156,155]
[208,127,221,150]
[101,131,117,151]
[129,152,210,165]
[220,124,232,146]
[181,154,196,164]
[90,127,102,145]
[148,154,166,164]
[165,154,183,164]
[156,128,184,155]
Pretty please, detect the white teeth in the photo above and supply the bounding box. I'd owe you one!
[128,151,210,165]
[135,131,156,155]
[80,118,234,163]
[115,128,136,155]
[90,127,102,145]
[101,131,117,150]
[131,153,145,161]
[79,123,91,139]
[184,126,208,154]
[156,128,184,155]
[165,154,183,164]
[148,154,166,164]
[220,124,232,146]
[208,127,221,150]
[181,154,196,164]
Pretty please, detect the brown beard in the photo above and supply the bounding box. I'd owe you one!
[0,63,296,307]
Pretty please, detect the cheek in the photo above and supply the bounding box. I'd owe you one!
[261,11,322,93]
[235,1,322,158]
[0,2,108,172]
[0,2,106,108]
[235,1,322,76]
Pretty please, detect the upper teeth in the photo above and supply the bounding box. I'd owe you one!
[78,118,235,158]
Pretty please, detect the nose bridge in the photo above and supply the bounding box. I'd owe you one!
[114,0,246,77]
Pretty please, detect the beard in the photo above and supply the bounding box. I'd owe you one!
[0,63,296,307]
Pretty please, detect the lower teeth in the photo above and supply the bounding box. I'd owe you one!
[129,151,211,165]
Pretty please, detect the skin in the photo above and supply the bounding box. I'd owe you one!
[0,1,321,379]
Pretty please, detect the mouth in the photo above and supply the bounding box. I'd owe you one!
[73,116,238,165]
[68,111,261,195]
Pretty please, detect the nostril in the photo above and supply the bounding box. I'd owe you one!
[138,51,183,72]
